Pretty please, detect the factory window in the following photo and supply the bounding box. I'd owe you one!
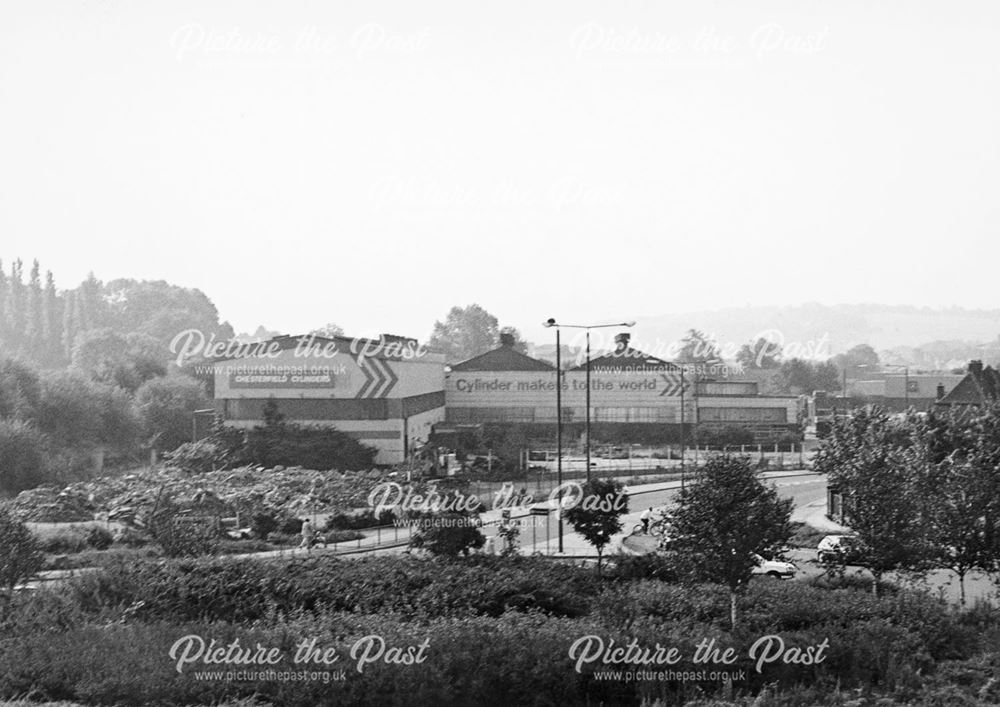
[225,398,390,421]
[699,407,787,423]
[594,407,670,423]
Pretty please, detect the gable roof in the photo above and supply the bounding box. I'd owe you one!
[936,362,1000,406]
[450,346,555,372]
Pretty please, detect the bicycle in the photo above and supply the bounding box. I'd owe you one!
[631,519,669,537]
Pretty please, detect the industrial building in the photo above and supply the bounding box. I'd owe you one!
[213,330,801,466]
[212,334,445,464]
[445,332,800,443]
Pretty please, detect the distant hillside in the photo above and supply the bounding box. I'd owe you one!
[631,304,1000,361]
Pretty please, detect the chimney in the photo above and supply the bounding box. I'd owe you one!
[615,332,630,352]
[936,383,945,400]
[969,360,984,375]
[499,332,515,348]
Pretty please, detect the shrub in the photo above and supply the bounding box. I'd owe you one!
[63,554,601,623]
[0,509,43,594]
[265,531,299,546]
[248,510,279,539]
[409,511,485,557]
[324,509,395,531]
[85,525,114,550]
[147,497,220,558]
[279,516,303,535]
[223,400,378,471]
[325,529,364,543]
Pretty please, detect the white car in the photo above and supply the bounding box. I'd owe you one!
[752,553,798,579]
[817,534,865,564]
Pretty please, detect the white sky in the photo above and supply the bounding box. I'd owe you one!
[2,1,998,343]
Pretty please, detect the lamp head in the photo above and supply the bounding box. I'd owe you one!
[544,318,556,328]
[624,321,636,327]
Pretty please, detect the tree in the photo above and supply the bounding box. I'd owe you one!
[676,329,721,364]
[668,455,793,628]
[310,323,345,338]
[71,329,166,392]
[135,374,210,452]
[736,336,783,370]
[0,509,43,601]
[563,478,629,575]
[23,260,43,353]
[814,407,928,594]
[0,357,41,420]
[832,344,880,378]
[408,490,486,557]
[3,260,25,355]
[920,407,1000,606]
[35,370,103,448]
[40,270,61,366]
[0,419,49,494]
[775,358,841,395]
[428,304,502,363]
[499,326,528,354]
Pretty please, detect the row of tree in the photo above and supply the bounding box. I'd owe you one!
[0,355,209,494]
[815,404,1000,603]
[0,259,235,368]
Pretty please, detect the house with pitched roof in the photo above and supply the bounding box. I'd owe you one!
[935,360,1000,409]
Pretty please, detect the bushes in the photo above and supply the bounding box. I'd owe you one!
[214,400,378,471]
[3,552,999,705]
[148,498,220,558]
[64,554,601,623]
[0,419,49,494]
[325,509,395,531]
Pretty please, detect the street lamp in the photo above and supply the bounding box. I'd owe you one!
[544,319,635,483]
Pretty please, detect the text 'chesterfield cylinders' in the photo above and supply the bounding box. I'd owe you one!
[212,334,445,465]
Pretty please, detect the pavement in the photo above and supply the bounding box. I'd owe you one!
[490,469,827,559]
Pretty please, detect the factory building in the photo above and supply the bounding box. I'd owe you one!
[445,332,799,443]
[212,334,445,464]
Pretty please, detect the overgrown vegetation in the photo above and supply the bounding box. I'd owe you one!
[2,552,1000,705]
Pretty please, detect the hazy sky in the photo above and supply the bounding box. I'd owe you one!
[2,1,998,343]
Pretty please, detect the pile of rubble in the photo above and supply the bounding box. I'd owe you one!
[10,466,387,525]
[9,486,97,523]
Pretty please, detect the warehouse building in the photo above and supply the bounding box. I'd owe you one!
[212,333,445,464]
[445,332,799,443]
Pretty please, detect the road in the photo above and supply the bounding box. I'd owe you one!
[475,470,828,553]
[27,471,997,606]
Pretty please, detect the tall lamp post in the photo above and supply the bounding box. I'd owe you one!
[677,364,697,490]
[544,319,635,483]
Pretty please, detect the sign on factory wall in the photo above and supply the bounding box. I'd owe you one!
[448,371,692,404]
[228,365,338,389]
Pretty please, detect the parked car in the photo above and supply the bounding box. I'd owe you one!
[817,534,866,564]
[752,553,798,579]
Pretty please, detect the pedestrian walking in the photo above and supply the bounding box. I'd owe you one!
[300,517,315,550]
